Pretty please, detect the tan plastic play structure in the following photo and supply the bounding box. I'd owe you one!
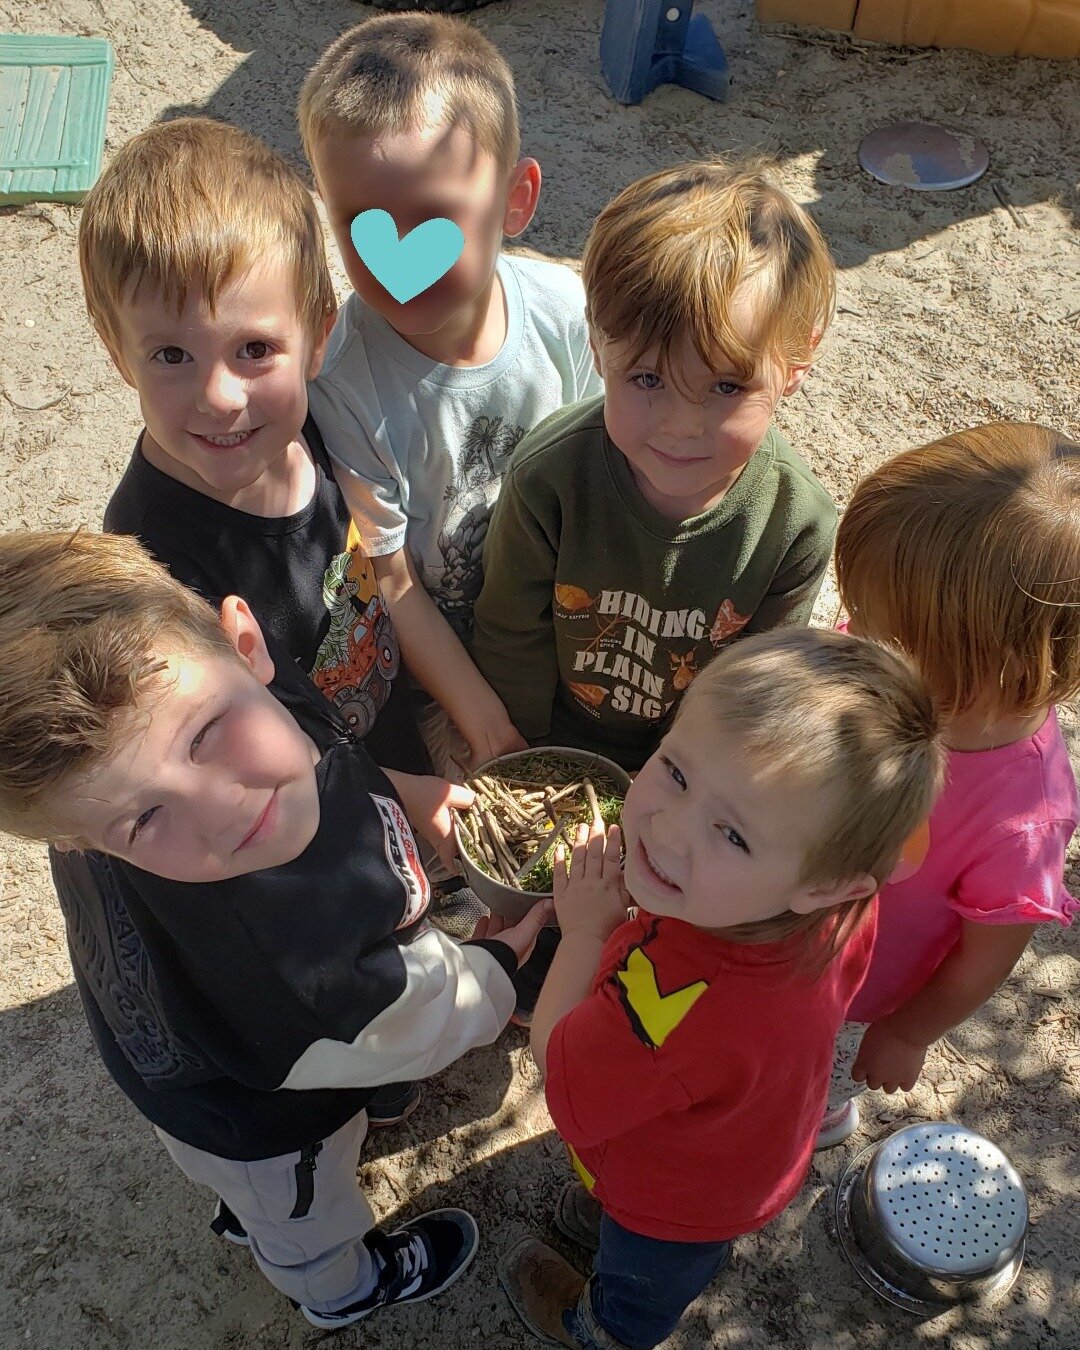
[755,0,1080,58]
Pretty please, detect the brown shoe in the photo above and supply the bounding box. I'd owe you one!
[554,1180,603,1252]
[498,1237,587,1347]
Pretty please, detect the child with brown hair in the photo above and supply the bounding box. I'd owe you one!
[499,628,945,1349]
[82,115,440,1124]
[84,117,426,777]
[472,158,838,774]
[300,14,601,771]
[0,529,552,1331]
[822,423,1080,1145]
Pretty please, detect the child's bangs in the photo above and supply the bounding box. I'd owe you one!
[120,202,329,344]
[123,227,260,329]
[586,193,827,393]
[299,15,521,172]
[80,119,335,351]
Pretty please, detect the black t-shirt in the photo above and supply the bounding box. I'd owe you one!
[48,656,514,1160]
[104,416,427,772]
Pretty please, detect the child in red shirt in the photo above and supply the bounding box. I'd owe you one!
[497,628,946,1350]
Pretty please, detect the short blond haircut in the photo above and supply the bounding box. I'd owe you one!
[0,531,234,844]
[836,424,1080,720]
[78,117,335,355]
[581,158,835,387]
[299,14,520,173]
[681,628,944,957]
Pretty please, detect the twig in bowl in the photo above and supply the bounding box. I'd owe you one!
[584,780,602,829]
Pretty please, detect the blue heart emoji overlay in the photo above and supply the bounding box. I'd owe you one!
[350,209,465,305]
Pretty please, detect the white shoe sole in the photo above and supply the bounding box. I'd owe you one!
[815,1098,861,1150]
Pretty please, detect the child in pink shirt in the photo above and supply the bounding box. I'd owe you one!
[821,422,1080,1145]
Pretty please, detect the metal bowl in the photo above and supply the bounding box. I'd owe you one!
[453,747,632,923]
[835,1122,1028,1316]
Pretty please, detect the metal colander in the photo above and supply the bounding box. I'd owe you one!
[835,1122,1028,1316]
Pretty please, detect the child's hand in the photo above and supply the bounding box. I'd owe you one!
[852,1019,929,1094]
[472,899,554,967]
[384,771,474,870]
[466,715,527,772]
[553,822,628,941]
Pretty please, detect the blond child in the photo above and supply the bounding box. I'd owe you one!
[83,117,428,776]
[821,424,1080,1145]
[299,14,601,771]
[82,116,440,1123]
[497,629,944,1349]
[472,159,838,774]
[0,530,551,1329]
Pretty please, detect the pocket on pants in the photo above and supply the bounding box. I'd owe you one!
[289,1142,324,1220]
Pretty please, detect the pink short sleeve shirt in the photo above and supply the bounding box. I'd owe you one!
[849,710,1078,1023]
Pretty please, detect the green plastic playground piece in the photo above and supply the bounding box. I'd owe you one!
[0,34,113,205]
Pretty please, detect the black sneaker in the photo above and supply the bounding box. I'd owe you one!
[300,1208,480,1329]
[210,1199,250,1247]
[366,1080,422,1128]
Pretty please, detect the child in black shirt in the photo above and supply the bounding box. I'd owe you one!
[83,117,426,776]
[0,530,550,1331]
[83,117,440,1123]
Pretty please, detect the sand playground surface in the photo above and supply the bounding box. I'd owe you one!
[1,1,1078,1346]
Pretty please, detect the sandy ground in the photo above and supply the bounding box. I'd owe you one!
[1,1,1079,1346]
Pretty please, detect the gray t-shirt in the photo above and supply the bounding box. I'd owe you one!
[309,253,601,637]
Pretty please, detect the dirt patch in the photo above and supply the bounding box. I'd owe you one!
[1,1,1077,1345]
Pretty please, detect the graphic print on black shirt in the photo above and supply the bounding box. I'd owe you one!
[58,849,207,1084]
[104,416,398,741]
[310,520,400,737]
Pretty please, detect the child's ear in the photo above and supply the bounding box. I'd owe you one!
[781,361,813,398]
[502,157,542,239]
[219,597,275,686]
[306,311,337,381]
[781,328,824,397]
[788,873,877,915]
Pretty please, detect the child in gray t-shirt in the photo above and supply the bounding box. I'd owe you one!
[301,17,600,772]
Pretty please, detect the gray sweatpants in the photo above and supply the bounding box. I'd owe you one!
[156,1110,379,1315]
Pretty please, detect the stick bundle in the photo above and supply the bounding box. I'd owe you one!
[455,754,623,893]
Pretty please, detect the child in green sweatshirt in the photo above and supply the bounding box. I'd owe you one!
[472,158,838,772]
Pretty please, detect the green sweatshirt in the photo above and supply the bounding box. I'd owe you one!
[472,395,837,770]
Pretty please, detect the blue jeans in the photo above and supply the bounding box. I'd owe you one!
[564,1212,732,1349]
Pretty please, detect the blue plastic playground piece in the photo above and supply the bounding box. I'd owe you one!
[600,0,728,106]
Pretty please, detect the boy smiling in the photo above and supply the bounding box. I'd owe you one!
[88,119,426,777]
[0,529,552,1331]
[503,629,945,1350]
[473,159,839,772]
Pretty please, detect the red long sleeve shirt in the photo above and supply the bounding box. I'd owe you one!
[545,908,875,1243]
